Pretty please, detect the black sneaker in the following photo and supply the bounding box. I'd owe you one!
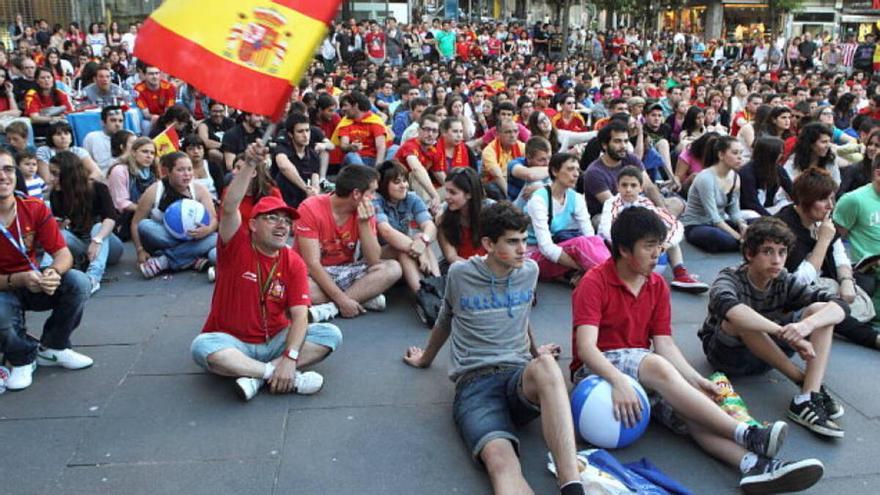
[740,457,824,494]
[787,393,844,438]
[819,385,844,420]
[743,420,787,458]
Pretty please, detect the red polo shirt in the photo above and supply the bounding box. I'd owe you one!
[395,138,441,176]
[134,80,176,116]
[570,258,672,374]
[0,195,66,274]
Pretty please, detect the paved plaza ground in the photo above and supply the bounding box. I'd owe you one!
[2,243,878,494]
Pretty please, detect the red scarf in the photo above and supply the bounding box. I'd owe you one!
[436,137,470,170]
[493,139,522,162]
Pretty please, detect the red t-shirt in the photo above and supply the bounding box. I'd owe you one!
[731,110,749,137]
[0,95,10,112]
[455,225,487,260]
[570,258,672,374]
[365,32,386,59]
[395,138,441,176]
[552,112,586,132]
[201,226,311,343]
[0,196,66,274]
[220,188,283,227]
[295,194,377,266]
[317,113,343,165]
[23,89,73,116]
[134,80,177,116]
[336,112,387,159]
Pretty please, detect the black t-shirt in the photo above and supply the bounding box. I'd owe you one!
[221,123,262,155]
[271,143,320,207]
[776,204,838,280]
[205,117,236,144]
[12,78,37,108]
[534,30,549,54]
[50,181,118,238]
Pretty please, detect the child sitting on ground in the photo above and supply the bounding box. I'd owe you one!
[17,151,46,201]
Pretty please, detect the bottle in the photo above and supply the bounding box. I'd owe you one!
[709,372,762,427]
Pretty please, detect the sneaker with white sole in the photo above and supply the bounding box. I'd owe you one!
[36,347,94,370]
[294,371,324,395]
[6,361,37,391]
[88,275,101,295]
[309,302,339,322]
[740,457,824,494]
[235,377,264,402]
[207,266,216,283]
[742,420,788,458]
[788,393,844,438]
[362,294,387,312]
[139,255,169,279]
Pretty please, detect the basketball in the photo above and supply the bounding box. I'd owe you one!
[570,374,651,449]
[163,199,210,241]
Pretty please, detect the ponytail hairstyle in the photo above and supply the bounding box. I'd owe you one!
[702,134,738,168]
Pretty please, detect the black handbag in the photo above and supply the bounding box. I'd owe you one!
[415,275,446,328]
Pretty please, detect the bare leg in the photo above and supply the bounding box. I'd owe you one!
[397,250,423,293]
[480,439,534,495]
[667,244,684,267]
[521,354,580,487]
[684,419,749,468]
[344,260,402,303]
[802,324,833,394]
[721,320,806,384]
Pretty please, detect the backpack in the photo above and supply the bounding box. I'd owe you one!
[415,275,446,328]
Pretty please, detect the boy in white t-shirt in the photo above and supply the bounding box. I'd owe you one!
[599,165,707,293]
[17,151,46,201]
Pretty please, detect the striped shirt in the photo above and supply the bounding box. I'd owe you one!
[841,42,858,68]
[699,264,849,341]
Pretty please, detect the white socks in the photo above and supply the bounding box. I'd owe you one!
[793,393,811,405]
[740,452,758,473]
[262,362,275,380]
[734,423,748,444]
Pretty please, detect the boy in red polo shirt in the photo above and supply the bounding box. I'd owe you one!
[571,206,824,494]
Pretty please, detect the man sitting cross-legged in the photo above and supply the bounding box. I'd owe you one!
[574,207,825,494]
[190,141,342,402]
[404,201,588,495]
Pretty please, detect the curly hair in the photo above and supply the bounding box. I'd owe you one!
[742,217,795,261]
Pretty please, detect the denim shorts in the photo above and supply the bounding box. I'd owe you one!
[453,365,540,464]
[190,323,343,369]
[573,348,687,435]
[701,322,795,377]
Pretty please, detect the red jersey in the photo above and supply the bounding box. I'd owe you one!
[0,195,66,274]
[201,226,311,343]
[134,80,176,116]
[454,225,487,259]
[335,112,388,159]
[570,258,672,374]
[365,32,386,59]
[23,89,73,117]
[552,112,586,132]
[541,107,558,118]
[316,113,343,165]
[395,138,441,178]
[731,110,750,137]
[0,95,11,112]
[295,194,377,266]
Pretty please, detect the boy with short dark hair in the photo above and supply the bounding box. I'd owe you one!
[701,217,847,438]
[404,201,587,495]
[16,151,44,200]
[574,207,825,494]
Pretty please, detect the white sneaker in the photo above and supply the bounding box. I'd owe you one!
[36,347,94,370]
[294,371,324,395]
[89,276,101,295]
[207,266,216,283]
[6,361,37,391]
[309,302,339,322]
[362,294,386,312]
[235,377,264,402]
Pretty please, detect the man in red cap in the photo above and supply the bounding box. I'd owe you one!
[535,89,557,118]
[191,142,342,402]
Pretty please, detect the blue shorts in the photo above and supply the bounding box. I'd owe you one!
[453,365,540,464]
[190,323,342,369]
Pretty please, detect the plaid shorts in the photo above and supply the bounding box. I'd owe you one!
[324,262,369,291]
[573,348,688,435]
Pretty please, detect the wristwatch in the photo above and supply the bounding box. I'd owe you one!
[91,237,103,244]
[284,348,299,361]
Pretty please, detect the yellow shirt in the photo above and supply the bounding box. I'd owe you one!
[480,139,525,184]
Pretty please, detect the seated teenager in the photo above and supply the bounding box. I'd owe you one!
[525,152,609,283]
[437,167,494,272]
[776,168,879,350]
[106,137,158,241]
[434,116,477,173]
[681,135,748,253]
[700,217,847,438]
[404,202,588,495]
[674,131,716,198]
[393,114,444,213]
[739,136,793,219]
[783,123,841,185]
[131,151,219,279]
[573,207,824,494]
[507,136,551,207]
[182,134,224,203]
[190,141,341,402]
[35,121,102,184]
[0,149,93,391]
[46,151,122,295]
[598,166,708,293]
[23,67,73,141]
[296,165,402,322]
[272,112,321,208]
[373,161,440,295]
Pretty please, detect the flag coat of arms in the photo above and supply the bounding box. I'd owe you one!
[134,0,341,119]
[153,126,180,157]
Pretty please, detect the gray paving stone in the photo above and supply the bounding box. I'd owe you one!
[71,374,289,465]
[129,316,205,376]
[51,459,277,495]
[0,346,138,420]
[824,340,880,419]
[0,418,86,495]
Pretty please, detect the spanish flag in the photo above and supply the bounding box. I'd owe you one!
[134,0,341,120]
[153,126,180,158]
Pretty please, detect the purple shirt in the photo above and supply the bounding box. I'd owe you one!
[584,153,645,215]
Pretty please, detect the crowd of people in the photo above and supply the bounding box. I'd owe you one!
[3,12,880,495]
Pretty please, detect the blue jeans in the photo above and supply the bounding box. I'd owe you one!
[684,222,740,253]
[190,324,343,369]
[342,152,376,168]
[137,219,217,270]
[0,269,90,365]
[61,223,124,283]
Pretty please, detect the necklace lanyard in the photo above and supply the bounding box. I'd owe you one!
[0,204,38,271]
[254,245,280,343]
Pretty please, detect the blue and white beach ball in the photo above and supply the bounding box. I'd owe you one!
[571,374,651,449]
[163,199,209,240]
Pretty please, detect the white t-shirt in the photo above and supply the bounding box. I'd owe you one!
[83,131,113,174]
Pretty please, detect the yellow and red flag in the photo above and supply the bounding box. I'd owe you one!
[153,126,180,157]
[134,0,341,120]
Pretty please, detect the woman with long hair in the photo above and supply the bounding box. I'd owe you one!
[675,131,719,197]
[735,104,772,163]
[811,105,857,145]
[739,136,793,218]
[756,106,795,142]
[678,105,706,152]
[680,135,748,252]
[35,121,101,182]
[24,67,74,141]
[840,129,880,195]
[784,122,839,184]
[149,104,193,139]
[0,66,22,121]
[47,151,123,294]
[526,109,594,155]
[775,167,880,350]
[107,137,158,240]
[437,167,492,271]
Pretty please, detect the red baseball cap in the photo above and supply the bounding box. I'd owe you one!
[537,89,554,98]
[250,196,299,220]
